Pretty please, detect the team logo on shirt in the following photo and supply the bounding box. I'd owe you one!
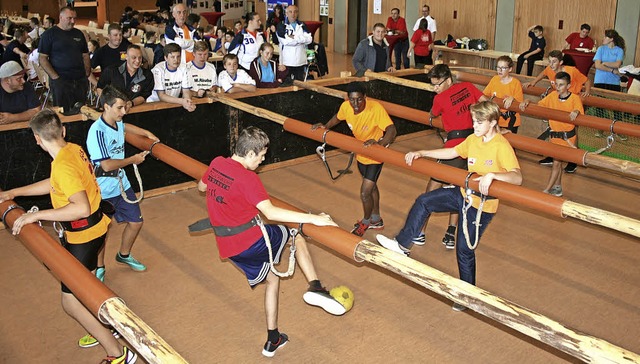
[468,158,476,165]
[131,84,141,93]
[485,160,493,166]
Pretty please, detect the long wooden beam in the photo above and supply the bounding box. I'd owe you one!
[0,197,188,364]
[123,132,640,363]
[292,81,640,179]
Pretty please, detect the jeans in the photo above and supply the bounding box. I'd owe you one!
[396,187,494,285]
[393,38,410,70]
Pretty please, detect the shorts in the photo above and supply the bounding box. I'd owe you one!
[229,224,290,287]
[431,157,467,184]
[61,234,106,293]
[357,162,384,182]
[105,188,143,223]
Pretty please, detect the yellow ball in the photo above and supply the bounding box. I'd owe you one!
[329,285,354,312]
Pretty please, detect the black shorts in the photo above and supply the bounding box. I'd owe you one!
[61,234,106,294]
[431,157,467,184]
[357,162,383,182]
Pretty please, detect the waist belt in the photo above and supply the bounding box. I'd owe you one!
[94,165,120,178]
[212,216,260,237]
[467,189,497,200]
[59,207,104,232]
[549,128,576,140]
[447,128,474,141]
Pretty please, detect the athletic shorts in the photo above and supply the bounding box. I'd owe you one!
[357,162,384,182]
[61,234,106,293]
[105,188,143,223]
[431,157,467,184]
[229,224,290,287]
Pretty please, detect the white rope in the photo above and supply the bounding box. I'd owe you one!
[118,164,144,204]
[258,216,297,278]
[461,173,485,251]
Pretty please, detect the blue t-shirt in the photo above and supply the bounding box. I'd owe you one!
[86,117,131,198]
[594,45,624,85]
[259,61,275,82]
[39,26,89,80]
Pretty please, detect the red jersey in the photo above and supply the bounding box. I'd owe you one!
[565,32,594,50]
[431,82,484,147]
[410,29,433,56]
[204,156,269,258]
[386,17,408,40]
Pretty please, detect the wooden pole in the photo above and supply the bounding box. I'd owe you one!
[364,70,436,92]
[292,81,640,179]
[0,196,189,364]
[123,134,640,363]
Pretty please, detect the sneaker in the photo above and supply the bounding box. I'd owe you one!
[303,288,347,315]
[368,218,384,230]
[350,220,369,237]
[442,231,456,250]
[115,253,147,272]
[411,233,426,246]
[548,185,563,197]
[376,234,409,256]
[95,267,106,283]
[538,157,553,166]
[564,163,577,174]
[452,302,468,312]
[101,347,137,364]
[262,333,289,358]
[79,330,121,348]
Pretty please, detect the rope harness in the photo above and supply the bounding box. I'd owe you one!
[315,129,354,180]
[94,164,144,204]
[461,172,486,251]
[257,215,299,278]
[592,119,618,155]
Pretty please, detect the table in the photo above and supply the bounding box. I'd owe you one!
[2,16,30,26]
[199,12,225,26]
[562,49,595,76]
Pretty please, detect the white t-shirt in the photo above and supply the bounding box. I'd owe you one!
[28,27,45,39]
[186,61,218,91]
[413,15,437,34]
[27,49,40,80]
[218,69,255,92]
[147,61,192,102]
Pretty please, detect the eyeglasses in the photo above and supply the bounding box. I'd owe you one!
[496,66,509,71]
[432,79,447,87]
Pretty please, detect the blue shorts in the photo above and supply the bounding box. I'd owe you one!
[229,224,290,287]
[105,188,143,223]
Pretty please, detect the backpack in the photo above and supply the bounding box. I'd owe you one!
[468,39,489,51]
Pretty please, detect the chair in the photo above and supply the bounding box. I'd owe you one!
[142,47,155,68]
[130,35,142,44]
[304,47,319,82]
[103,22,110,31]
[33,64,50,109]
[88,20,98,28]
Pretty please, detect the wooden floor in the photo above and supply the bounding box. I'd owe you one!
[2,131,639,363]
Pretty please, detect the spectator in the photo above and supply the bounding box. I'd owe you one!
[122,26,132,39]
[153,35,166,66]
[3,29,30,67]
[413,4,437,38]
[39,6,90,113]
[43,16,55,29]
[0,61,40,124]
[516,25,546,76]
[223,30,235,54]
[212,27,227,54]
[91,24,129,71]
[165,3,198,65]
[88,39,99,59]
[218,53,256,93]
[186,40,218,97]
[145,31,157,49]
[157,0,172,12]
[28,17,45,41]
[26,40,40,81]
[229,12,265,70]
[593,29,625,92]
[564,24,594,51]
[249,42,288,88]
[0,34,8,65]
[120,6,133,25]
[352,23,394,77]
[147,43,196,111]
[233,20,243,34]
[266,4,284,45]
[408,18,433,68]
[97,45,154,112]
[276,5,311,81]
[386,8,409,70]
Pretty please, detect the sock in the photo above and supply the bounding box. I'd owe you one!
[361,218,370,225]
[370,214,381,223]
[268,329,280,343]
[447,225,456,234]
[309,279,323,291]
[119,253,130,258]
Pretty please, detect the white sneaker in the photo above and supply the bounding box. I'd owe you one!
[303,290,347,315]
[376,234,409,256]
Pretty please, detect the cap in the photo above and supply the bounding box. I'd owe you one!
[0,61,26,78]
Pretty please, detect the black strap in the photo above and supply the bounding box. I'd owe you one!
[549,128,576,140]
[500,111,517,128]
[468,189,496,200]
[212,216,260,237]
[94,165,120,178]
[59,207,104,232]
[446,128,474,141]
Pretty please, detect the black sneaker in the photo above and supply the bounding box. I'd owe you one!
[262,333,288,357]
[564,163,577,173]
[538,157,553,166]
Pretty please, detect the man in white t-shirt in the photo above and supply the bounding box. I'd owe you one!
[413,5,437,37]
[186,40,218,97]
[147,43,196,111]
[27,17,45,41]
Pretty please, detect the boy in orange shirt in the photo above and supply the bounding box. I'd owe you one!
[483,56,524,133]
[520,72,583,197]
[312,82,397,236]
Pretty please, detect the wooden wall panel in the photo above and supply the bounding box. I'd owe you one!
[298,0,321,43]
[419,0,496,47]
[513,0,617,55]
[105,0,157,24]
[367,0,405,32]
[636,18,640,65]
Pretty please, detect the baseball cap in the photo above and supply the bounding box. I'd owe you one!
[0,61,27,78]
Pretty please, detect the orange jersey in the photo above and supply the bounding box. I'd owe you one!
[483,76,524,127]
[50,143,110,243]
[454,133,520,213]
[538,91,584,132]
[542,65,587,94]
[337,99,394,164]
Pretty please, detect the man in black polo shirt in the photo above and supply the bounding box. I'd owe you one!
[97,45,153,112]
[38,6,90,113]
[90,23,131,87]
[3,29,30,66]
[0,61,40,124]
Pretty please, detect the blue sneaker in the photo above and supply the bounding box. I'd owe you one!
[95,267,106,282]
[411,233,426,246]
[115,253,147,272]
